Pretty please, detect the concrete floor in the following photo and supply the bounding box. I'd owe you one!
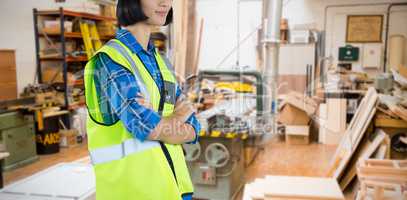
[4,137,340,199]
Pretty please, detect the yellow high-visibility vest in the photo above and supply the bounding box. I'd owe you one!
[84,39,193,200]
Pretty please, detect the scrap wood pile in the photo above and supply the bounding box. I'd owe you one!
[377,94,407,123]
[377,66,407,123]
[324,86,407,198]
[246,86,406,199]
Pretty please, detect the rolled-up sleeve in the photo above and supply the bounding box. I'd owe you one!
[94,53,161,141]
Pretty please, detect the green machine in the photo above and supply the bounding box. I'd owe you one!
[183,70,266,200]
[0,111,38,171]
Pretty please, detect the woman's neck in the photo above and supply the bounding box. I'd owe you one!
[125,22,152,51]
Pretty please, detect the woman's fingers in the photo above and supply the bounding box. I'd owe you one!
[174,100,195,122]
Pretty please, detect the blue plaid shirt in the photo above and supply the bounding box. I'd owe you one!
[93,29,200,143]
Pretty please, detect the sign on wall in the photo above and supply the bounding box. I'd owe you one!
[346,15,383,43]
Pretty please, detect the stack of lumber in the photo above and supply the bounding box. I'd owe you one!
[378,94,407,122]
[356,159,407,200]
[323,86,407,198]
[336,129,391,191]
[326,87,380,188]
[243,175,345,200]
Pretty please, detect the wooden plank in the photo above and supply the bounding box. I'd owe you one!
[326,98,347,135]
[0,50,17,101]
[324,99,349,144]
[327,87,378,180]
[184,0,197,78]
[318,103,327,143]
[338,130,388,190]
[392,105,407,122]
[376,106,399,119]
[373,144,388,159]
[263,176,344,200]
[374,116,407,128]
[191,18,204,76]
[357,159,407,184]
[244,176,345,200]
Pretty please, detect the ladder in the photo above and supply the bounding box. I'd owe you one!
[80,20,102,59]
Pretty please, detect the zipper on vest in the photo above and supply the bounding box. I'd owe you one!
[159,142,178,184]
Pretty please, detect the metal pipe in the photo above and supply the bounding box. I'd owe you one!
[383,3,407,72]
[262,0,283,134]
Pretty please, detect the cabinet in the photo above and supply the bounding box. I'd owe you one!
[0,111,38,171]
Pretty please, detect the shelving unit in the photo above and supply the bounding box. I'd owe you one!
[33,7,116,111]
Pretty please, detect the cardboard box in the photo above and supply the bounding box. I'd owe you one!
[43,20,73,33]
[97,21,116,36]
[285,125,310,145]
[42,67,76,84]
[100,4,116,17]
[59,129,78,148]
[286,135,309,145]
[285,125,310,136]
[278,104,310,125]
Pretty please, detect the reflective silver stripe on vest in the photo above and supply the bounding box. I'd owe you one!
[90,139,160,165]
[105,40,151,102]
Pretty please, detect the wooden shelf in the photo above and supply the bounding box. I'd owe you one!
[40,56,88,62]
[39,31,115,40]
[36,9,116,21]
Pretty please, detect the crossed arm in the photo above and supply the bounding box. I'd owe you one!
[95,53,199,145]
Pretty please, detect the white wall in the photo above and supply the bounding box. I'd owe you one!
[196,0,262,70]
[196,0,407,75]
[324,2,407,74]
[0,0,90,94]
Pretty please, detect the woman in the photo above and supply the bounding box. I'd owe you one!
[84,0,200,199]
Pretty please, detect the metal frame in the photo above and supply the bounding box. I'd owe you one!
[33,7,72,109]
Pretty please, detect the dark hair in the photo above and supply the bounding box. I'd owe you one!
[117,0,173,27]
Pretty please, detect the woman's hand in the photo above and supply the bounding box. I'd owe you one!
[172,99,195,123]
[148,116,196,144]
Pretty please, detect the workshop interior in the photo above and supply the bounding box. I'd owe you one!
[0,0,407,200]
